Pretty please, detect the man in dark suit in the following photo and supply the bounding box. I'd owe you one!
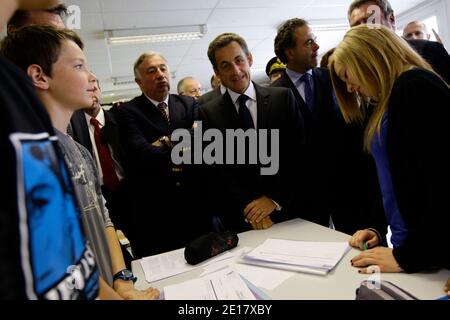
[117,52,208,257]
[197,84,225,105]
[348,0,450,84]
[272,18,386,235]
[199,33,304,233]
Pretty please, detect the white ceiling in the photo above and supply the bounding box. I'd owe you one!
[62,0,427,103]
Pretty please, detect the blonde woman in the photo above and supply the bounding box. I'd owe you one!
[329,24,450,274]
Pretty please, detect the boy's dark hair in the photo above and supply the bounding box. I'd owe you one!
[347,0,394,20]
[1,25,83,77]
[274,18,309,64]
[207,33,250,69]
[7,4,68,32]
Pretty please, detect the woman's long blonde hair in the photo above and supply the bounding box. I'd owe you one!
[329,24,434,152]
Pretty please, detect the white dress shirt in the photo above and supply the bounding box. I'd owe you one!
[227,82,258,129]
[85,108,124,184]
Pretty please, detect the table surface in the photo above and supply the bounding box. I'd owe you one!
[132,218,449,300]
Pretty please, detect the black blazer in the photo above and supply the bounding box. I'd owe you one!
[197,87,222,105]
[387,69,450,272]
[118,93,197,171]
[272,69,387,234]
[199,82,304,232]
[117,93,204,257]
[408,39,450,84]
[70,108,126,169]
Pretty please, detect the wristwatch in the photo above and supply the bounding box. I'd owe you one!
[113,269,137,283]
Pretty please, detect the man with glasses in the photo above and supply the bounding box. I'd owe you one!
[177,76,202,100]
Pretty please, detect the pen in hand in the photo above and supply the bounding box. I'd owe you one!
[363,242,367,251]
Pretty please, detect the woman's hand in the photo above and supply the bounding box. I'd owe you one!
[349,229,380,250]
[351,247,403,273]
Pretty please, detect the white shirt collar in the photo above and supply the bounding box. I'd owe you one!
[286,68,313,84]
[85,107,105,127]
[145,94,169,108]
[227,81,257,105]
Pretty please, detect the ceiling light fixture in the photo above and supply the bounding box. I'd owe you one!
[106,25,207,45]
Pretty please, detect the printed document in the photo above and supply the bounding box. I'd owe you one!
[241,239,350,274]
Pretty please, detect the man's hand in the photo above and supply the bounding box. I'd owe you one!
[351,247,403,274]
[151,139,163,147]
[244,196,276,224]
[114,280,160,300]
[151,136,172,148]
[250,216,274,230]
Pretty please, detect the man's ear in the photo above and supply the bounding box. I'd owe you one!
[388,13,396,30]
[247,52,253,67]
[285,48,294,62]
[135,77,143,88]
[27,64,50,90]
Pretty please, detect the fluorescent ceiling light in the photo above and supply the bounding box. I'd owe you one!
[106,25,207,45]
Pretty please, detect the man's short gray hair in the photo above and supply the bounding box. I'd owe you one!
[133,51,167,79]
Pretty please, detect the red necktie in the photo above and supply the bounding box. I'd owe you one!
[90,117,119,191]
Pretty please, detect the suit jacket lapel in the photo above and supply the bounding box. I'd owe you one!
[220,91,241,129]
[254,82,270,130]
[71,110,93,155]
[168,94,182,130]
[312,68,324,116]
[136,94,170,133]
[102,111,117,146]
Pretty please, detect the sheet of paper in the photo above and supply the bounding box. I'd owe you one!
[199,247,253,277]
[164,267,256,300]
[244,239,350,270]
[235,263,295,290]
[140,247,240,283]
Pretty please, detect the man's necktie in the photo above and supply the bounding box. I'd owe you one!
[299,73,315,112]
[157,102,170,125]
[237,95,254,130]
[90,117,119,191]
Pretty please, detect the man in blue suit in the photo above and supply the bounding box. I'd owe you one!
[117,52,208,257]
[272,18,387,237]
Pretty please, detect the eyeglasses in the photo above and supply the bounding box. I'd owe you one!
[304,38,318,48]
[188,88,202,94]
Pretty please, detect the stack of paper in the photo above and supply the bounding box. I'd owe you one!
[240,239,350,275]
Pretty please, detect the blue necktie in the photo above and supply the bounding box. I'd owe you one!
[237,95,254,130]
[299,73,315,112]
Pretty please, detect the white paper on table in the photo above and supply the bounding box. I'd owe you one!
[234,263,294,290]
[238,257,329,276]
[140,247,239,283]
[244,239,350,270]
[164,267,256,300]
[199,247,253,277]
